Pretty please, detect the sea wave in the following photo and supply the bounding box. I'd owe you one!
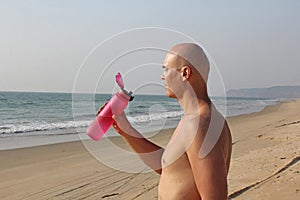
[0,110,183,135]
[128,111,183,123]
[0,120,91,135]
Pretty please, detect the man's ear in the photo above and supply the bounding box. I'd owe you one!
[181,66,191,81]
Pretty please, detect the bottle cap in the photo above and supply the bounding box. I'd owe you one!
[121,88,134,101]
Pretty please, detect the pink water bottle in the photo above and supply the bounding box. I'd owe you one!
[87,72,134,141]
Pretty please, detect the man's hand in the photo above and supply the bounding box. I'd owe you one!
[96,102,133,137]
[112,112,134,137]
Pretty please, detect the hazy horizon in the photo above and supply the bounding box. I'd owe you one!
[1,84,300,94]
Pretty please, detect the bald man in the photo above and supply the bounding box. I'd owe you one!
[107,43,232,200]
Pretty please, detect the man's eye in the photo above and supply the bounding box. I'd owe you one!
[162,66,168,72]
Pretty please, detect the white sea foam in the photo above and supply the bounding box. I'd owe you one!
[128,111,183,123]
[0,120,91,135]
[0,111,183,135]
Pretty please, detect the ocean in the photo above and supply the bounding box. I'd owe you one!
[0,91,278,150]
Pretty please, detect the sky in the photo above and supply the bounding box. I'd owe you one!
[1,0,300,96]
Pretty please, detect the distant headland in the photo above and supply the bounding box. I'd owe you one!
[226,86,300,98]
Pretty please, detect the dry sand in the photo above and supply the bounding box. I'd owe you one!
[0,100,299,199]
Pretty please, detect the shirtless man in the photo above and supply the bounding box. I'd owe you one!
[107,43,232,200]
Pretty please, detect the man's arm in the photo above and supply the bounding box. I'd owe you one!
[185,121,228,200]
[113,113,164,174]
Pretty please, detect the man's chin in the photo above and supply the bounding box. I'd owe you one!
[166,91,177,98]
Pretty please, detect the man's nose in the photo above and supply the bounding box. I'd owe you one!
[161,73,165,80]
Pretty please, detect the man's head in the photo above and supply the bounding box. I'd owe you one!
[161,43,210,98]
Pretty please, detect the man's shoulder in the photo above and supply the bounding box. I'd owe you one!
[183,103,225,134]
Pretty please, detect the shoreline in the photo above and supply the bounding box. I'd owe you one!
[0,98,282,151]
[0,98,292,152]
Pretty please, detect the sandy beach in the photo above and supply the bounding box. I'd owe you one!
[0,100,299,200]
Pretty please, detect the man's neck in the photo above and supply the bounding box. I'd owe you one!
[177,89,211,115]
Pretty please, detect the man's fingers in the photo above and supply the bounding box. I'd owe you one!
[112,120,123,135]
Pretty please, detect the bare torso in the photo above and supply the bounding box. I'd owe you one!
[158,109,232,200]
[158,153,201,200]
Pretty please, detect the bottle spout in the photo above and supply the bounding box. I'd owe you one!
[115,72,124,89]
[116,72,134,101]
